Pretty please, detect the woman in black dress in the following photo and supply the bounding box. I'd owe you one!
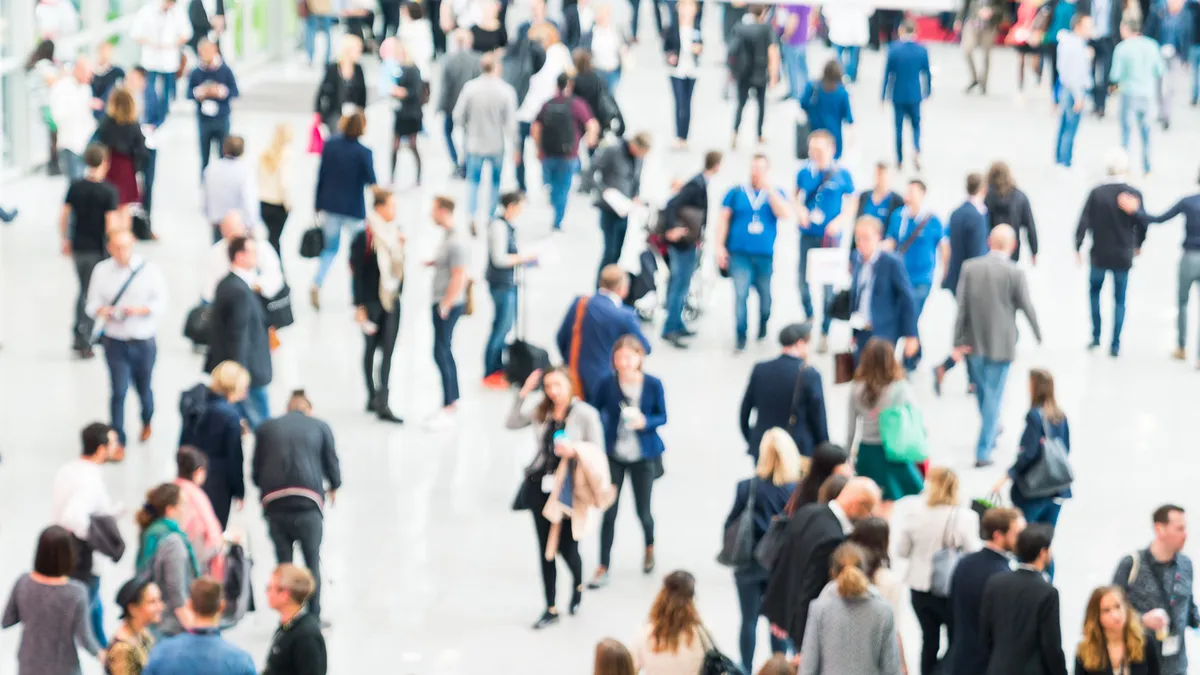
[389,42,424,186]
[470,0,508,52]
[314,35,367,133]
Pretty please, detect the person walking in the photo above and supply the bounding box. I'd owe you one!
[124,67,164,223]
[659,151,721,347]
[262,564,327,675]
[984,162,1039,263]
[1056,15,1095,168]
[848,216,920,362]
[1146,0,1191,130]
[482,192,538,389]
[311,111,376,309]
[532,73,600,231]
[455,52,518,228]
[203,136,259,242]
[631,571,708,674]
[592,132,650,282]
[664,0,703,148]
[980,525,1068,675]
[96,89,148,232]
[960,0,1006,93]
[257,123,292,258]
[439,31,483,179]
[140,578,256,674]
[952,225,1042,467]
[856,163,904,236]
[134,484,201,637]
[108,578,165,675]
[729,5,779,149]
[61,143,117,359]
[427,196,469,430]
[883,179,945,342]
[556,265,652,403]
[1110,18,1165,174]
[253,390,342,628]
[825,3,871,83]
[514,23,575,194]
[48,57,97,183]
[1074,586,1163,675]
[739,323,829,460]
[179,361,249,530]
[933,173,990,395]
[187,39,238,177]
[173,447,226,579]
[775,4,811,100]
[882,22,931,170]
[204,237,273,427]
[303,0,336,66]
[801,62,854,161]
[131,0,192,106]
[314,35,367,139]
[386,42,424,186]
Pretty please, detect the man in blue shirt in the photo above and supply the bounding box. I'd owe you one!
[187,38,239,178]
[143,578,256,675]
[884,179,945,370]
[934,173,991,395]
[882,21,931,170]
[856,161,904,226]
[715,154,793,351]
[795,130,856,352]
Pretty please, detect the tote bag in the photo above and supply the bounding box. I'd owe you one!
[929,508,964,598]
[717,481,758,568]
[1016,412,1074,499]
[879,402,928,463]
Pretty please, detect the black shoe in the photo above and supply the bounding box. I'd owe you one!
[77,347,95,360]
[1087,339,1101,351]
[680,328,698,338]
[377,406,405,423]
[366,395,378,413]
[974,459,995,469]
[569,589,582,615]
[965,80,979,94]
[757,325,768,341]
[532,610,560,630]
[663,333,690,349]
[587,570,609,590]
[932,365,945,397]
[453,165,466,179]
[735,337,747,353]
[1162,120,1171,131]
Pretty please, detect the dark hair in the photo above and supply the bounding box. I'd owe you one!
[1029,369,1065,424]
[116,577,155,619]
[981,507,1023,542]
[433,195,456,212]
[821,59,843,90]
[987,161,1015,196]
[83,143,109,169]
[222,135,245,158]
[500,191,525,210]
[573,47,593,74]
[817,474,848,503]
[132,65,149,77]
[33,525,76,577]
[704,151,723,171]
[757,655,798,675]
[849,516,891,577]
[227,235,252,262]
[908,178,927,193]
[1153,504,1185,525]
[404,1,424,20]
[136,483,181,531]
[81,422,111,457]
[787,443,849,514]
[177,446,208,480]
[372,185,394,208]
[26,40,55,71]
[966,172,984,196]
[854,338,904,408]
[1015,523,1054,564]
[593,638,636,675]
[556,72,572,91]
[189,577,224,618]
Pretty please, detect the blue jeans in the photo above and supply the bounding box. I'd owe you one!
[541,156,577,229]
[597,68,621,93]
[669,76,696,140]
[663,246,698,336]
[730,253,773,342]
[797,233,834,335]
[966,356,1010,462]
[1119,94,1152,174]
[198,115,231,176]
[305,15,335,64]
[780,42,808,99]
[597,209,628,283]
[102,337,156,446]
[833,44,860,82]
[735,564,791,674]
[466,153,503,223]
[485,284,517,377]
[516,121,532,192]
[1014,498,1062,579]
[1089,267,1129,351]
[432,303,465,406]
[59,149,86,183]
[1056,92,1083,167]
[443,114,459,168]
[146,70,176,107]
[893,102,921,164]
[239,385,270,430]
[906,283,931,371]
[87,575,107,649]
[1190,45,1200,105]
[1178,252,1200,355]
[314,213,364,288]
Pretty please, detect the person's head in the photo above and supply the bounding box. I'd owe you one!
[556,72,573,95]
[904,179,927,211]
[187,577,225,622]
[820,58,843,90]
[107,229,136,266]
[898,19,916,38]
[81,421,115,462]
[126,66,148,93]
[177,446,208,486]
[1028,368,1065,423]
[873,162,892,191]
[807,131,835,167]
[222,135,245,160]
[1120,16,1140,38]
[756,654,799,675]
[611,334,646,378]
[432,195,456,227]
[228,235,256,271]
[26,39,55,71]
[402,1,422,20]
[925,466,961,507]
[210,360,251,403]
[595,1,612,24]
[703,150,723,175]
[749,153,770,188]
[339,111,367,140]
[500,191,525,221]
[756,429,804,487]
[835,477,882,521]
[266,563,316,613]
[72,56,93,84]
[160,0,177,9]
[532,21,563,47]
[218,211,247,242]
[828,542,871,598]
[778,322,811,358]
[628,132,652,159]
[854,337,904,407]
[748,4,769,22]
[96,41,114,65]
[198,38,219,64]
[115,578,164,627]
[260,122,293,173]
[1153,504,1188,554]
[339,34,364,63]
[106,87,137,125]
[817,474,849,503]
[981,507,1026,551]
[1167,0,1185,12]
[481,51,500,75]
[854,216,884,259]
[288,389,313,415]
[1078,586,1147,669]
[966,172,985,199]
[986,161,1014,196]
[988,223,1017,256]
[1015,523,1054,568]
[1104,147,1130,177]
[135,483,182,531]
[647,571,701,653]
[533,367,575,422]
[598,264,630,298]
[849,516,891,577]
[373,186,397,221]
[1072,13,1094,37]
[676,0,697,19]
[789,443,851,513]
[571,47,594,74]
[33,525,75,578]
[593,638,636,675]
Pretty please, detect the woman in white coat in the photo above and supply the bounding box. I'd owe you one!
[823,4,870,83]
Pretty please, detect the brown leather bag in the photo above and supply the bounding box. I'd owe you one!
[834,351,855,385]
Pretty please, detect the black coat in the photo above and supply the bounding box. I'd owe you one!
[314,63,367,130]
[662,173,709,249]
[739,355,829,459]
[985,187,1038,262]
[981,569,1068,675]
[562,4,591,50]
[948,548,1013,675]
[761,503,845,644]
[262,611,328,675]
[205,272,273,387]
[1075,182,1147,270]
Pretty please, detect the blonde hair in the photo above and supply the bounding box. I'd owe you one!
[1077,586,1146,670]
[260,123,293,174]
[925,467,960,507]
[530,21,562,47]
[210,361,250,400]
[830,542,870,598]
[273,564,316,605]
[755,429,806,486]
[106,88,137,125]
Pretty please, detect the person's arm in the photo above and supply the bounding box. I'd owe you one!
[349,231,368,308]
[980,583,996,652]
[895,262,920,339]
[452,84,469,129]
[314,67,333,117]
[228,415,245,500]
[846,387,859,449]
[714,206,733,270]
[439,242,468,314]
[74,588,101,655]
[1075,192,1092,257]
[1112,554,1135,590]
[953,272,970,348]
[1022,195,1038,259]
[724,482,749,530]
[768,42,781,86]
[321,422,342,492]
[505,390,539,429]
[1141,199,1185,224]
[1008,412,1042,480]
[59,203,73,255]
[254,241,284,298]
[1132,191,1149,251]
[159,539,194,631]
[882,50,894,101]
[250,429,263,490]
[1039,590,1069,675]
[739,370,756,443]
[843,89,855,126]
[1,585,19,628]
[939,239,951,276]
[84,265,107,319]
[921,48,932,99]
[806,369,829,445]
[767,187,792,220]
[878,610,902,675]
[882,210,901,249]
[1015,270,1042,343]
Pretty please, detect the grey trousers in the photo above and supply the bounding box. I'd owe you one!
[962,24,998,90]
[73,251,105,349]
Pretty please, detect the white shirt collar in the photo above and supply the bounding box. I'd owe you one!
[828,500,854,535]
[113,254,145,271]
[598,290,622,307]
[232,266,257,286]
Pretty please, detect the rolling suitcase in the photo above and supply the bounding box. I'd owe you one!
[505,268,551,387]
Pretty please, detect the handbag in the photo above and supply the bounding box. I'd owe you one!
[828,289,851,321]
[697,626,743,675]
[262,285,294,330]
[833,351,855,385]
[929,508,963,598]
[878,402,928,463]
[754,515,790,571]
[183,303,212,344]
[717,480,758,568]
[307,113,325,155]
[299,224,325,258]
[1015,412,1075,499]
[970,491,1004,523]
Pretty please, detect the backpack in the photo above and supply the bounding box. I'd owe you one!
[220,542,254,628]
[539,98,576,156]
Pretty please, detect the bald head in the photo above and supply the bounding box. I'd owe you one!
[220,212,247,241]
[989,224,1017,255]
[835,477,882,521]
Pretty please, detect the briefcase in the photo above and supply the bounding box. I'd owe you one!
[506,340,551,387]
[262,285,294,330]
[834,351,855,385]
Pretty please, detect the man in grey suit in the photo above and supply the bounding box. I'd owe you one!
[953,225,1042,468]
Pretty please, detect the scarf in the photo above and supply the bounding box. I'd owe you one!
[367,213,405,312]
[136,518,201,578]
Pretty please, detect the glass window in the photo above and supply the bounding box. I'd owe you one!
[0,0,14,60]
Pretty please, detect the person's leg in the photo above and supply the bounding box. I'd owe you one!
[305,16,317,62]
[780,44,801,99]
[628,0,641,39]
[532,510,558,609]
[487,155,503,222]
[465,154,483,221]
[87,575,107,649]
[910,590,942,675]
[198,118,214,176]
[982,359,1010,459]
[962,26,980,85]
[267,514,296,568]
[680,78,696,139]
[320,15,336,64]
[1111,268,1129,353]
[1096,38,1113,113]
[730,254,752,345]
[892,103,905,165]
[314,214,346,288]
[1089,266,1106,346]
[129,339,157,434]
[295,509,324,618]
[820,283,835,336]
[376,306,401,398]
[628,460,655,549]
[485,285,517,377]
[662,246,698,336]
[1179,253,1200,356]
[1190,45,1200,106]
[516,122,531,192]
[432,304,465,407]
[670,76,686,139]
[754,84,767,139]
[910,103,922,160]
[980,30,995,91]
[73,252,101,350]
[550,159,575,229]
[733,79,751,137]
[143,149,157,214]
[363,320,380,403]
[558,517,584,603]
[753,254,774,338]
[249,386,270,428]
[443,114,459,170]
[406,135,423,185]
[797,233,818,319]
[1135,97,1151,174]
[103,339,133,445]
[734,570,761,674]
[598,458,627,569]
[847,46,861,82]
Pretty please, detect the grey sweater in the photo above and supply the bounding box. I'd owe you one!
[799,582,902,675]
[438,49,483,114]
[150,533,197,637]
[453,74,518,157]
[1,574,99,675]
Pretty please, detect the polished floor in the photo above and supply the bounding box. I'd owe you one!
[2,16,1200,675]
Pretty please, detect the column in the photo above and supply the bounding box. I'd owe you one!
[7,0,35,170]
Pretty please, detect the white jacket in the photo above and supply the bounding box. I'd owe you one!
[399,20,435,76]
[49,78,97,155]
[824,5,871,47]
[131,3,194,73]
[517,43,573,122]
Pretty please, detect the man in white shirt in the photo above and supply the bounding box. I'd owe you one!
[86,230,169,447]
[203,211,283,303]
[36,0,80,41]
[50,58,100,182]
[131,0,193,105]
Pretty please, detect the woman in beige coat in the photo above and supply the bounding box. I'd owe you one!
[508,367,614,630]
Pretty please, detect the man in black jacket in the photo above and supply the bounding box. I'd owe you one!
[660,150,721,347]
[980,524,1068,675]
[739,323,829,459]
[264,564,327,675]
[253,391,341,627]
[205,236,273,428]
[729,5,779,148]
[1075,149,1146,357]
[592,132,650,284]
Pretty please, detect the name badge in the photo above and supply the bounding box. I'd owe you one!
[540,474,555,494]
[747,218,764,235]
[200,100,219,117]
[810,208,825,225]
[1162,635,1181,656]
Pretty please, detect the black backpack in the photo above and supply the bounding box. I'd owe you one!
[539,99,576,156]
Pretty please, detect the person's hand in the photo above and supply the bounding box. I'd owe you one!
[1135,248,1142,257]
[553,441,577,458]
[90,98,104,111]
[1117,192,1141,214]
[824,220,840,237]
[1075,252,1083,266]
[795,205,810,227]
[903,338,920,358]
[355,306,368,324]
[667,54,678,66]
[392,86,408,98]
[978,6,993,20]
[61,240,72,256]
[438,303,450,319]
[423,259,437,267]
[1029,255,1037,266]
[326,489,337,506]
[770,73,780,89]
[691,43,702,55]
[513,150,523,166]
[233,498,244,511]
[98,649,108,667]
[126,306,152,317]
[716,246,730,271]
[1074,97,1084,113]
[521,253,539,265]
[1142,610,1168,632]
[953,345,972,360]
[670,178,684,192]
[96,306,114,320]
[520,369,543,397]
[627,410,647,430]
[991,476,1010,494]
[665,226,688,242]
[954,19,962,32]
[769,623,789,640]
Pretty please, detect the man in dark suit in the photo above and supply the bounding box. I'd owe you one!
[881,21,931,170]
[849,215,919,361]
[205,236,273,429]
[762,477,880,649]
[980,524,1068,675]
[739,323,828,459]
[660,150,721,347]
[948,507,1026,675]
[934,172,990,395]
[556,264,651,404]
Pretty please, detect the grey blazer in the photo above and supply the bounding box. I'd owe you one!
[799,582,903,675]
[953,252,1042,362]
[505,393,604,449]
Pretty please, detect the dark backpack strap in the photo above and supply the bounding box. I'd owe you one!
[898,214,933,254]
[787,366,809,428]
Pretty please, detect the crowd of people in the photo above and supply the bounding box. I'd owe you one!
[4,0,1200,672]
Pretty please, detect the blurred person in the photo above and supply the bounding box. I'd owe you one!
[131,0,192,106]
[470,0,508,53]
[659,150,722,346]
[589,2,628,92]
[257,123,293,257]
[933,173,990,396]
[91,41,125,117]
[775,4,812,100]
[825,3,871,82]
[454,52,518,228]
[984,161,1039,263]
[48,56,97,182]
[664,0,703,147]
[591,132,650,280]
[783,443,852,516]
[514,22,575,193]
[960,0,1007,93]
[848,216,920,362]
[856,162,904,232]
[801,62,854,161]
[179,361,248,529]
[386,41,424,186]
[439,30,483,178]
[202,212,284,306]
[759,655,798,675]
[569,50,613,193]
[483,191,538,389]
[124,67,164,220]
[140,578,255,674]
[739,323,829,460]
[531,73,600,231]
[26,40,62,175]
[398,2,435,73]
[632,570,707,674]
[563,0,595,51]
[37,0,80,40]
[187,38,239,176]
[315,36,367,159]
[881,21,931,170]
[311,111,377,309]
[173,447,226,579]
[108,578,165,675]
[97,88,148,230]
[1056,15,1095,168]
[729,5,779,148]
[796,132,856,349]
[1110,18,1165,174]
[304,0,336,65]
[557,265,652,403]
[204,237,273,429]
[61,143,118,359]
[883,179,944,322]
[203,136,259,243]
[262,565,327,675]
[1082,0,1125,115]
[427,196,469,430]
[1074,586,1162,675]
[594,638,637,675]
[134,484,200,637]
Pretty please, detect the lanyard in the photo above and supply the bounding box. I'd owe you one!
[743,185,769,216]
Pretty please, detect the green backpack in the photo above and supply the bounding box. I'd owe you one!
[879,402,928,463]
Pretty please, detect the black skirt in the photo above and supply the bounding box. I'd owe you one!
[394,112,422,137]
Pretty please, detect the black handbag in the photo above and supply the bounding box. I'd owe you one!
[262,285,294,330]
[505,269,552,387]
[828,289,852,321]
[717,481,757,568]
[698,626,744,675]
[299,225,325,258]
[754,515,790,571]
[183,304,211,345]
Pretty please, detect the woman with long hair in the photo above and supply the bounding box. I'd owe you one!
[590,336,668,588]
[846,338,924,517]
[726,428,804,673]
[97,87,147,232]
[664,0,702,148]
[1075,586,1161,675]
[135,483,200,637]
[315,35,367,135]
[984,161,1038,262]
[801,59,854,159]
[178,360,249,529]
[26,40,61,174]
[594,638,637,675]
[633,570,707,674]
[1,525,101,675]
[798,543,903,675]
[107,578,165,675]
[507,367,614,629]
[258,122,293,257]
[173,446,226,580]
[388,41,424,186]
[896,466,981,675]
[784,442,851,516]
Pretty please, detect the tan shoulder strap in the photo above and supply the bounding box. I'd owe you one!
[568,297,590,398]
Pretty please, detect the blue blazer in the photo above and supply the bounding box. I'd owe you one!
[944,202,990,292]
[948,548,1013,675]
[1009,408,1072,502]
[882,40,931,105]
[314,135,377,219]
[739,355,829,458]
[591,373,667,460]
[850,251,919,342]
[725,477,797,541]
[556,294,651,403]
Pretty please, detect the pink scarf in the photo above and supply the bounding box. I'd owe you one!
[173,478,226,580]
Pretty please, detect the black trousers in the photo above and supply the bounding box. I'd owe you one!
[267,507,324,618]
[73,251,105,349]
[528,482,582,610]
[734,80,767,138]
[259,202,289,259]
[142,149,157,214]
[428,0,446,54]
[378,0,401,37]
[364,304,401,402]
[910,590,952,675]
[598,457,656,567]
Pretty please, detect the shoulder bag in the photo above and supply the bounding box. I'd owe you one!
[879,385,929,463]
[261,284,294,330]
[184,303,211,345]
[697,625,742,675]
[299,221,325,258]
[567,297,590,398]
[898,214,933,254]
[1015,411,1074,499]
[91,263,146,345]
[717,480,758,568]
[929,508,964,598]
[754,513,790,572]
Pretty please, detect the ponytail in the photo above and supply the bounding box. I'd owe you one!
[136,483,181,532]
[830,543,870,598]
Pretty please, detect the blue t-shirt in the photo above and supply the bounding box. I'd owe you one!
[861,190,901,225]
[795,162,855,239]
[723,185,787,256]
[885,208,945,287]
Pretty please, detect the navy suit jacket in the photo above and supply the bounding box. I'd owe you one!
[662,173,709,239]
[949,548,1013,675]
[850,251,919,342]
[739,355,828,458]
[591,373,667,459]
[556,294,651,403]
[882,40,931,105]
[944,202,990,292]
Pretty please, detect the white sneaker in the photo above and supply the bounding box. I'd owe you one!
[424,409,457,431]
[818,335,829,354]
